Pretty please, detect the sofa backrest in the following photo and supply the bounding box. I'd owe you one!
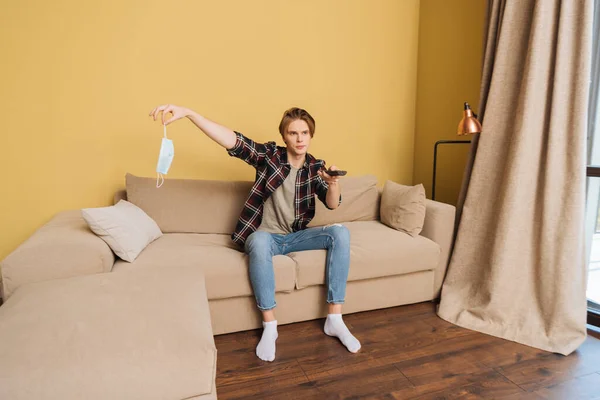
[120,173,380,234]
[308,174,380,227]
[124,174,252,234]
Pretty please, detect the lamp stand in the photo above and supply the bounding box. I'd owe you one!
[432,140,472,201]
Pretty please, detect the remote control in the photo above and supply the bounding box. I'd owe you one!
[324,169,347,176]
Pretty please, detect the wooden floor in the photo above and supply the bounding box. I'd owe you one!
[214,302,600,399]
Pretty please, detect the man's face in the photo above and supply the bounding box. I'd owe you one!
[283,119,312,157]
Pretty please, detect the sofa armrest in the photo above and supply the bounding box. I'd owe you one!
[0,210,115,301]
[420,199,456,299]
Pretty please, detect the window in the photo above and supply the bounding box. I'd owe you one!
[585,0,600,328]
[586,172,600,327]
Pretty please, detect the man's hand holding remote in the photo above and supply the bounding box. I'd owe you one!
[318,166,346,184]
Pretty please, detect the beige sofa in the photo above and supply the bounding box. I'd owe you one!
[0,266,218,400]
[1,173,455,335]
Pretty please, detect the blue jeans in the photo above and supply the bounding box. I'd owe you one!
[244,224,351,311]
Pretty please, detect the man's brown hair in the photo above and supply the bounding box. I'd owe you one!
[278,107,316,138]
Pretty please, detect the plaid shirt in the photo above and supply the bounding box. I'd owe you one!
[227,131,341,246]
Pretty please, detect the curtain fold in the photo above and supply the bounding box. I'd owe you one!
[437,0,593,356]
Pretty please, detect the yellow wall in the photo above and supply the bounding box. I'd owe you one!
[413,0,486,205]
[0,0,421,261]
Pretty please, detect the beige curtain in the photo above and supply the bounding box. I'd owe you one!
[437,0,593,356]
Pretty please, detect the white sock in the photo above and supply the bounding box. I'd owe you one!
[324,313,361,353]
[256,320,278,362]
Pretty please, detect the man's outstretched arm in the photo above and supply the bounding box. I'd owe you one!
[149,104,273,168]
[149,104,236,149]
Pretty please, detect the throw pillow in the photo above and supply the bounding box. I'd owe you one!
[81,200,162,262]
[380,181,426,237]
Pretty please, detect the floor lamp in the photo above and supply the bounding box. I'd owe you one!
[431,102,482,201]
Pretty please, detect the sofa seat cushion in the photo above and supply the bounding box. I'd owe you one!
[0,266,217,400]
[112,233,296,300]
[289,221,440,289]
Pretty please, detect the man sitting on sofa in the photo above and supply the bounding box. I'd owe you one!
[149,104,361,362]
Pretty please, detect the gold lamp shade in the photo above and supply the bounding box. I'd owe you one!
[457,102,482,135]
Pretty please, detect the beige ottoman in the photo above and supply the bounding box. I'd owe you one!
[0,266,217,400]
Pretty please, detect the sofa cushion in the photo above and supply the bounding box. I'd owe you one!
[289,221,440,289]
[82,200,163,262]
[111,233,296,300]
[125,173,252,234]
[380,180,427,237]
[308,175,380,227]
[0,266,217,400]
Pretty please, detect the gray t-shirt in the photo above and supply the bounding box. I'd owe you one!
[258,166,299,234]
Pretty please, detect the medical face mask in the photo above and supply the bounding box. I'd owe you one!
[156,124,174,188]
